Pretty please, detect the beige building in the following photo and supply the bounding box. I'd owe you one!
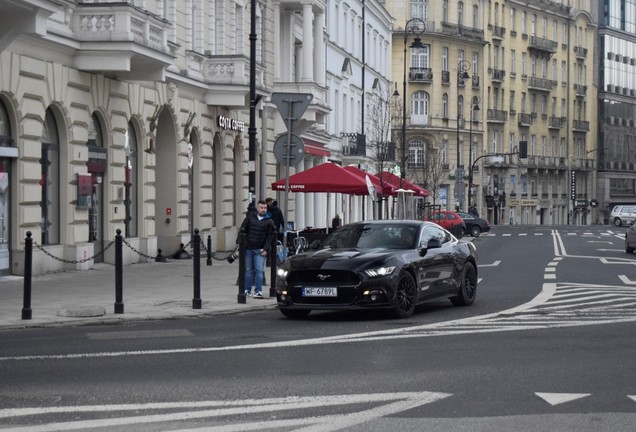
[385,0,597,225]
[0,0,277,276]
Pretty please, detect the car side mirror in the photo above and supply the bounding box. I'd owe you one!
[309,240,321,249]
[418,238,442,256]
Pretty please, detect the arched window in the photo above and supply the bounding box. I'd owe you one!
[442,93,449,118]
[41,109,60,245]
[124,121,138,237]
[0,101,12,274]
[411,91,429,125]
[408,139,426,168]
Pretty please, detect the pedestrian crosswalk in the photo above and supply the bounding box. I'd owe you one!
[479,229,624,238]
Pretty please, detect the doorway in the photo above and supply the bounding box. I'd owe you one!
[0,158,9,275]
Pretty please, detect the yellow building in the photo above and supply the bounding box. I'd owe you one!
[385,0,597,225]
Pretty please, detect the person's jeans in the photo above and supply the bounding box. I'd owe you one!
[244,248,266,294]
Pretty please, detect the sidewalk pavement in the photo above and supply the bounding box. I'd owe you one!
[0,258,278,330]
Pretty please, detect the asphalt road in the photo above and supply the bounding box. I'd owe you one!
[1,225,635,432]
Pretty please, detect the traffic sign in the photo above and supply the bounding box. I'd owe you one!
[271,93,313,132]
[273,134,305,166]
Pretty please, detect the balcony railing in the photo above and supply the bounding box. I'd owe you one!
[472,75,480,88]
[487,109,508,123]
[528,76,554,92]
[528,36,558,54]
[573,119,590,131]
[518,112,533,126]
[409,67,433,82]
[573,83,587,97]
[548,116,563,129]
[491,25,506,40]
[440,21,485,42]
[441,70,450,84]
[491,68,506,82]
[574,46,588,59]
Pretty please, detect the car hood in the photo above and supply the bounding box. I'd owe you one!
[286,248,398,272]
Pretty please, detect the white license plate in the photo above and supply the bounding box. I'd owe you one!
[302,287,338,297]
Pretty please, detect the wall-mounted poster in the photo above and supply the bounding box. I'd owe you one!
[76,173,92,209]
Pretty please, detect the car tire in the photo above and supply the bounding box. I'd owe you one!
[614,218,622,227]
[470,226,481,237]
[279,308,311,319]
[626,238,635,254]
[450,262,477,306]
[394,271,417,318]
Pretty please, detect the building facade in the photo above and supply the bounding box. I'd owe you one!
[595,0,636,223]
[385,0,598,225]
[0,0,276,276]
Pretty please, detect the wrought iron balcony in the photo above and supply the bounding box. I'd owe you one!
[573,119,590,131]
[528,36,558,54]
[491,25,506,40]
[491,68,506,83]
[573,83,587,97]
[528,76,554,92]
[441,70,450,85]
[409,67,433,83]
[574,46,588,59]
[440,21,485,43]
[518,112,533,127]
[548,116,563,129]
[486,109,507,123]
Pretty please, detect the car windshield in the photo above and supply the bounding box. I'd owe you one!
[322,224,418,249]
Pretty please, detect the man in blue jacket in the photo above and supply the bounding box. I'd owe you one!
[238,200,276,298]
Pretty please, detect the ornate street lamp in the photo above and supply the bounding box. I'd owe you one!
[455,60,471,211]
[398,18,426,187]
[467,96,481,212]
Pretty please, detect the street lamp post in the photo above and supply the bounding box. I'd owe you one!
[455,60,471,212]
[398,18,426,187]
[467,96,480,212]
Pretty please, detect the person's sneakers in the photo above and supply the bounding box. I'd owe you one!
[253,292,264,299]
[244,291,252,297]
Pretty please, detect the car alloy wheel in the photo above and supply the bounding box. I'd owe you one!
[614,218,622,227]
[451,262,477,306]
[394,272,417,318]
[470,226,481,237]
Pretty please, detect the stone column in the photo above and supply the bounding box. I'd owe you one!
[302,3,314,82]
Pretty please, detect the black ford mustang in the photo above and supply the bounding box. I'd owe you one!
[276,220,478,319]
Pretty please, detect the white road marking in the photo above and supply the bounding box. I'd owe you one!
[588,241,614,244]
[0,391,452,432]
[544,274,556,280]
[480,260,501,267]
[618,275,636,285]
[535,393,590,406]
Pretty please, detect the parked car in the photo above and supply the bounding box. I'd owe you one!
[426,210,466,239]
[610,205,636,227]
[275,221,478,319]
[626,224,636,253]
[457,212,491,237]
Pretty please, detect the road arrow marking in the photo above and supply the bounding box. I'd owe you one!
[535,392,590,406]
[618,275,636,285]
[628,396,636,403]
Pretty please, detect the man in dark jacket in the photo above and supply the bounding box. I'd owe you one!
[238,200,276,298]
[265,197,285,233]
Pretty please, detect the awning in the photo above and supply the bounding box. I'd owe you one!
[379,171,429,197]
[343,166,397,196]
[303,139,330,157]
[272,162,370,195]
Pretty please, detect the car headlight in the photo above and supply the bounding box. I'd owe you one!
[277,268,289,278]
[364,266,396,278]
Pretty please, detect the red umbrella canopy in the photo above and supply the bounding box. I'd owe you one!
[343,166,398,196]
[379,171,429,197]
[272,162,371,195]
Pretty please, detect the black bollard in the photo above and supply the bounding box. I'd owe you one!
[269,239,277,297]
[237,232,246,304]
[155,248,167,262]
[206,235,212,266]
[114,229,124,314]
[21,231,33,320]
[192,229,202,309]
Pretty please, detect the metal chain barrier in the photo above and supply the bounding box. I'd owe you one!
[30,240,115,264]
[121,238,157,261]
